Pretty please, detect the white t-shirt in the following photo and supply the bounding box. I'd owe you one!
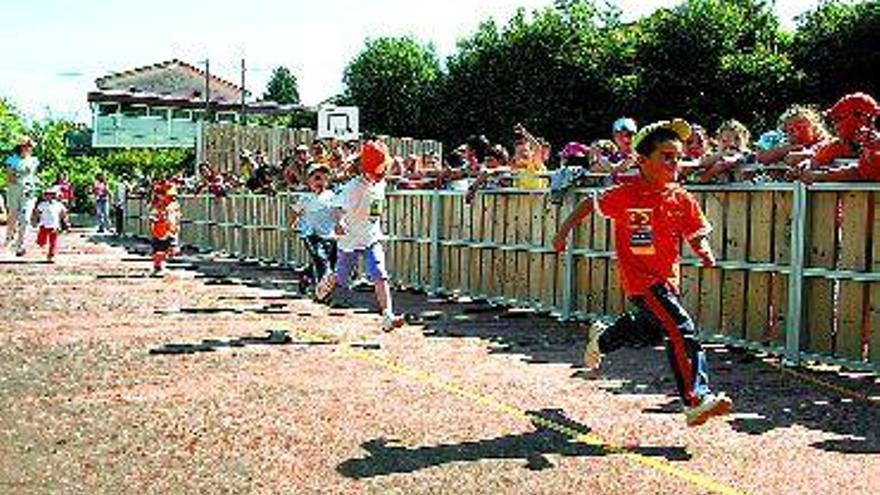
[333,176,385,251]
[37,200,67,230]
[295,189,337,239]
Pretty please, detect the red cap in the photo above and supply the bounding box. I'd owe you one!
[361,141,389,176]
[827,92,880,119]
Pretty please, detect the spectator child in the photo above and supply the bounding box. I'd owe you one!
[553,119,732,427]
[699,119,753,183]
[465,144,512,203]
[291,163,338,301]
[800,92,880,182]
[317,140,405,331]
[512,124,548,190]
[30,186,68,263]
[149,182,181,276]
[757,105,831,168]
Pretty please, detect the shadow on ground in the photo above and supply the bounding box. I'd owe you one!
[337,408,691,479]
[95,234,880,455]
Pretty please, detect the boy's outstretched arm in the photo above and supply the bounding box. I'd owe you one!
[688,235,716,267]
[553,195,595,253]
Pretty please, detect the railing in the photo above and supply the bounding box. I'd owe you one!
[125,183,880,371]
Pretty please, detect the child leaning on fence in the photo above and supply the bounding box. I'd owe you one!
[553,119,732,428]
[291,163,338,301]
[315,140,405,332]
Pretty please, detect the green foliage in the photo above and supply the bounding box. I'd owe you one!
[342,36,441,137]
[791,0,880,104]
[0,99,27,189]
[338,0,875,150]
[263,66,301,105]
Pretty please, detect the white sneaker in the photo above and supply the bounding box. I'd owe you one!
[584,320,606,372]
[685,393,733,427]
[382,313,405,332]
[314,273,337,302]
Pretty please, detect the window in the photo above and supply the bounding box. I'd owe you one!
[97,103,119,116]
[216,112,238,123]
[120,104,148,118]
[150,108,169,119]
[172,109,192,120]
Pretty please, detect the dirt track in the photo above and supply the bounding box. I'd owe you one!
[1,230,879,494]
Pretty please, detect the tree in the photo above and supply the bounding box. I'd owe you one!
[263,66,301,105]
[791,0,880,105]
[342,36,441,137]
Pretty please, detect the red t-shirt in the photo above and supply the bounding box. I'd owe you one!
[813,139,856,167]
[597,177,711,297]
[857,148,880,181]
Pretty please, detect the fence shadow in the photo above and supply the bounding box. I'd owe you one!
[337,408,691,479]
[95,234,880,455]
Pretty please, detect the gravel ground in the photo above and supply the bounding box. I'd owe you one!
[1,230,879,494]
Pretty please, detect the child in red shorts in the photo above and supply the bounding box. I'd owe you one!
[31,186,68,263]
[149,181,181,277]
[554,119,732,427]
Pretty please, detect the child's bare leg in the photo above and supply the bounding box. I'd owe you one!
[374,279,393,315]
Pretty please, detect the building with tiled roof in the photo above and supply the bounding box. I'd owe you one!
[89,59,303,148]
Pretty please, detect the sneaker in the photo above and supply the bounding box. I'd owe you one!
[382,313,405,332]
[15,249,25,257]
[584,320,606,372]
[314,273,337,303]
[685,393,733,427]
[151,268,167,278]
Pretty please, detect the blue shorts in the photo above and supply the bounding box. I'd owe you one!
[336,243,389,286]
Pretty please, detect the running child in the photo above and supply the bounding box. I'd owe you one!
[31,186,68,263]
[290,163,338,300]
[317,140,405,332]
[553,119,733,427]
[149,181,181,276]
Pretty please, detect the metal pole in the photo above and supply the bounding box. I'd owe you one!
[429,190,442,295]
[784,182,807,366]
[240,58,246,125]
[204,59,211,122]
[561,191,576,320]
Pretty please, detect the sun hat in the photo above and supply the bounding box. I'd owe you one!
[632,119,691,155]
[827,92,880,120]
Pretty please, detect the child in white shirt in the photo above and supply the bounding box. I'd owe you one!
[317,140,405,332]
[290,163,338,300]
[31,186,68,263]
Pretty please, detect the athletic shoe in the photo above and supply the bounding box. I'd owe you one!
[382,313,405,332]
[314,273,337,303]
[584,320,606,372]
[685,393,733,427]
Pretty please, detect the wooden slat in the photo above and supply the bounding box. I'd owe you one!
[492,195,506,298]
[870,284,880,365]
[769,274,788,345]
[836,282,866,361]
[504,195,518,300]
[804,279,835,354]
[725,192,748,261]
[516,195,531,302]
[773,191,793,264]
[721,271,746,337]
[839,190,869,271]
[680,265,701,324]
[529,195,544,305]
[807,192,838,269]
[698,268,722,333]
[542,197,559,309]
[745,272,770,343]
[704,192,725,259]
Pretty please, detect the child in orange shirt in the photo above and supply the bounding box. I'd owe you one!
[150,181,181,276]
[554,119,732,427]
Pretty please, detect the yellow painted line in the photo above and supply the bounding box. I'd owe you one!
[770,362,880,410]
[286,325,749,495]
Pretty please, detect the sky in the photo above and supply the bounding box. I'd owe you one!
[0,0,821,123]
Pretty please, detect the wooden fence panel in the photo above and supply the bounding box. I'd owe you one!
[805,192,838,355]
[836,191,870,360]
[746,191,773,342]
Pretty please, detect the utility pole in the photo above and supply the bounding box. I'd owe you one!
[204,59,211,122]
[240,58,246,125]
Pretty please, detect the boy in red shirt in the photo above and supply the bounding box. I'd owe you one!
[149,181,181,277]
[554,119,732,427]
